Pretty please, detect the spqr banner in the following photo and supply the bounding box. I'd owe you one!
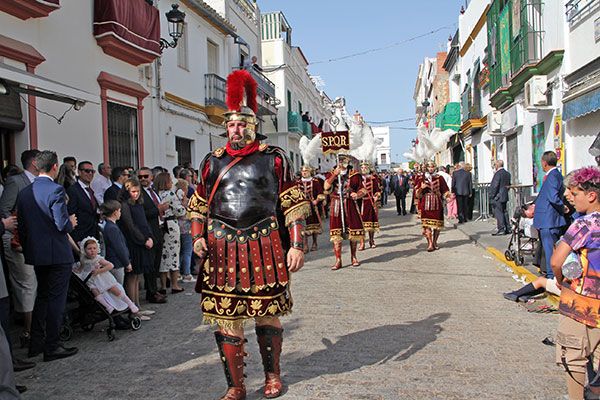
[321,130,350,154]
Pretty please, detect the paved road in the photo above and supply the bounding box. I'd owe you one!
[14,204,565,399]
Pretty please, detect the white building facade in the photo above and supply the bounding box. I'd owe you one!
[260,12,331,172]
[372,126,391,171]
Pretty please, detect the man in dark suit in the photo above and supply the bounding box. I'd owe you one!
[489,160,511,235]
[103,167,130,203]
[67,161,99,243]
[17,150,78,361]
[0,149,40,349]
[138,167,167,304]
[390,168,410,215]
[533,151,566,279]
[452,162,472,223]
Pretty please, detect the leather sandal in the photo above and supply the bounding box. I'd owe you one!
[331,260,342,270]
[310,243,318,251]
[351,258,361,267]
[264,373,283,398]
[219,387,246,400]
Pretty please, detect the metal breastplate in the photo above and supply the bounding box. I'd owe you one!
[207,152,278,228]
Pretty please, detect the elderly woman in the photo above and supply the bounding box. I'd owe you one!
[415,161,450,252]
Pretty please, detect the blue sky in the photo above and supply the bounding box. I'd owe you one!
[258,0,465,162]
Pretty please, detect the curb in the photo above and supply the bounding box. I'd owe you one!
[455,224,560,307]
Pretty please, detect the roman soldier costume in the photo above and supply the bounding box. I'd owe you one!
[324,157,365,270]
[358,161,381,250]
[297,165,325,252]
[187,70,309,400]
[415,161,450,252]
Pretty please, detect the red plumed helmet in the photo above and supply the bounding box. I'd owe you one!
[226,69,258,114]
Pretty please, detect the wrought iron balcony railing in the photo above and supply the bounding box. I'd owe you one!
[204,73,226,109]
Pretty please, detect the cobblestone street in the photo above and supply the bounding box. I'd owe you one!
[14,205,566,399]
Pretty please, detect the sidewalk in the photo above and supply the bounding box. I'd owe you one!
[454,217,558,305]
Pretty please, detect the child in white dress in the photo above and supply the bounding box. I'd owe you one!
[73,237,139,314]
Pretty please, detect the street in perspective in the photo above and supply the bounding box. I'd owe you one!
[1,0,599,399]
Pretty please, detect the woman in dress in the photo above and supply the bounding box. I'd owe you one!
[118,178,154,314]
[416,161,450,252]
[154,172,186,294]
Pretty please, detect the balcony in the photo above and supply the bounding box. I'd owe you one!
[93,0,161,66]
[566,0,600,26]
[287,111,302,133]
[302,121,312,138]
[460,86,484,135]
[205,73,227,124]
[510,0,543,75]
[487,0,557,108]
[248,68,277,116]
[0,0,60,20]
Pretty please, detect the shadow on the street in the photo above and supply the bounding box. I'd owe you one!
[359,239,472,263]
[283,313,450,385]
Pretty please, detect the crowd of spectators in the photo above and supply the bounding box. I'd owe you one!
[0,150,200,395]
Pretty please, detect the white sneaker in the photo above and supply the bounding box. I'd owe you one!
[138,309,156,316]
[183,275,197,283]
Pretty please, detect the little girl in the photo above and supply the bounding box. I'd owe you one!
[74,236,139,315]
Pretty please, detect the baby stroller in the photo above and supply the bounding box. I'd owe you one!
[60,272,141,342]
[505,202,538,266]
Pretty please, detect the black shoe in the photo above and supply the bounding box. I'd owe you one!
[148,293,167,304]
[16,385,27,394]
[13,358,36,372]
[43,345,78,362]
[158,289,167,295]
[502,292,519,302]
[492,231,504,236]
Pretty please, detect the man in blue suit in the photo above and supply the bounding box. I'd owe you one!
[533,151,566,279]
[17,151,79,362]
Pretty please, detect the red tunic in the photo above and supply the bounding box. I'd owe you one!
[325,170,364,242]
[297,177,325,234]
[360,174,381,232]
[416,174,449,229]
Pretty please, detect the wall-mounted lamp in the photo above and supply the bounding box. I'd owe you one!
[160,4,186,51]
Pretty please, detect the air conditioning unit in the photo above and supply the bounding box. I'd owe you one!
[487,110,502,136]
[524,75,548,108]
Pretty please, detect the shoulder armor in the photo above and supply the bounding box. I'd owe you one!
[213,147,226,158]
[258,143,268,152]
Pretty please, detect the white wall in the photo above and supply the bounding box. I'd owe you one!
[0,1,145,166]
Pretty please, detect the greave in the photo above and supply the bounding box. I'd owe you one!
[255,325,283,376]
[214,331,246,399]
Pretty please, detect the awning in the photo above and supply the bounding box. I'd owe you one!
[435,102,460,132]
[0,61,99,105]
[0,89,25,131]
[563,86,600,121]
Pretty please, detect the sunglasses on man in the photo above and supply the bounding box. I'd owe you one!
[138,174,150,179]
[80,168,95,174]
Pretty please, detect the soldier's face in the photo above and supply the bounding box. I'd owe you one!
[361,165,370,174]
[301,169,311,178]
[427,165,436,174]
[227,121,247,147]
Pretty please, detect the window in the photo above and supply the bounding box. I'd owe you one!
[287,90,292,110]
[177,22,188,70]
[107,102,138,169]
[176,137,193,166]
[298,101,302,113]
[207,40,219,75]
[381,153,387,164]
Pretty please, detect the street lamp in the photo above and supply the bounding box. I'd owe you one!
[160,4,186,51]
